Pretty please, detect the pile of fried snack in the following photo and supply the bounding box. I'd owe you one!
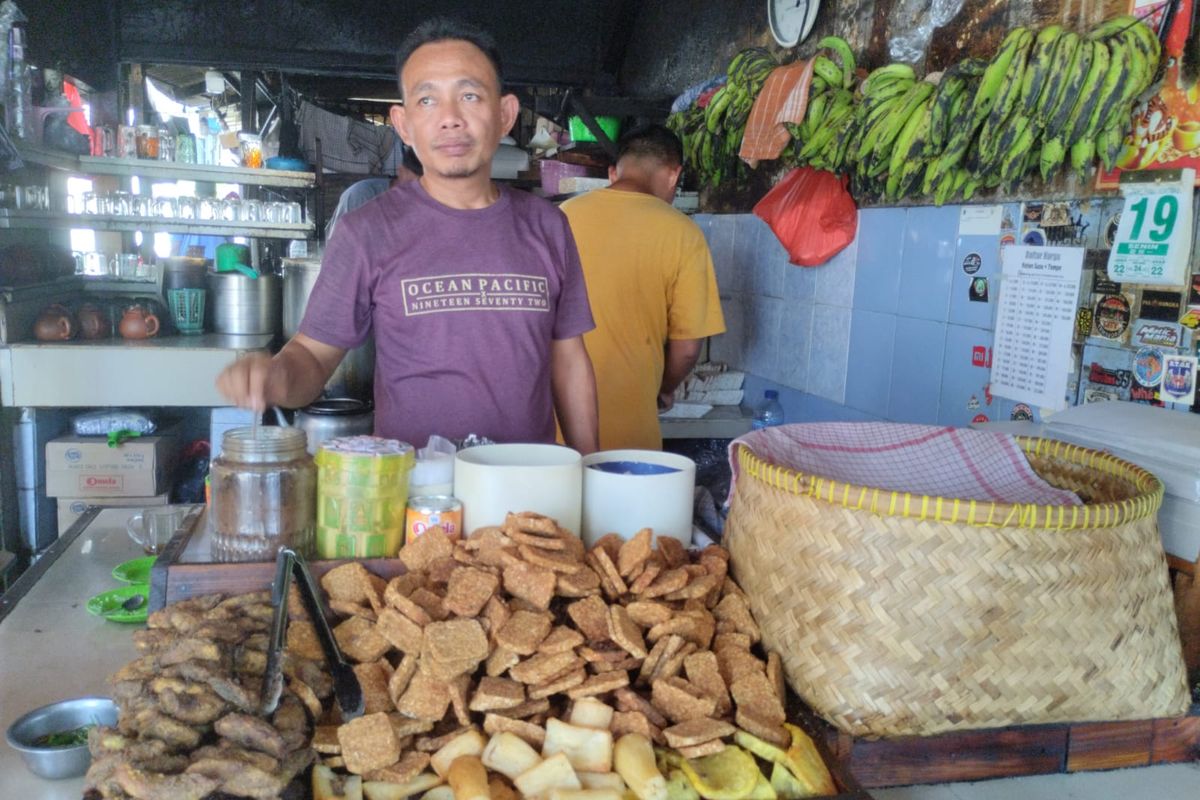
[86,512,837,800]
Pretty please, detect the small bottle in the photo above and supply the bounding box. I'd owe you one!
[6,20,33,139]
[751,390,786,430]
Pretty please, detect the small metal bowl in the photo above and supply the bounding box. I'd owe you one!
[5,696,116,779]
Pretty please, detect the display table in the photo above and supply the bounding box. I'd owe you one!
[0,507,143,798]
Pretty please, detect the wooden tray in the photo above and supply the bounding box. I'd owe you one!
[797,699,1200,788]
[147,507,405,609]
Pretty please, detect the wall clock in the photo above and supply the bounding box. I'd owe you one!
[768,0,821,47]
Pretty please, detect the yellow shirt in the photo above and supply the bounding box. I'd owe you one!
[562,188,725,450]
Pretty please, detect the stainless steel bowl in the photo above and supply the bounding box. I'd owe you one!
[5,696,116,779]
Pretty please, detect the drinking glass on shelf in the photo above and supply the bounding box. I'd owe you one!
[219,199,238,222]
[112,191,132,217]
[285,202,303,224]
[177,196,198,220]
[109,253,139,278]
[82,191,99,215]
[199,197,223,221]
[238,199,262,223]
[153,197,178,218]
[264,202,284,224]
[74,251,108,276]
[95,193,115,216]
[130,195,151,217]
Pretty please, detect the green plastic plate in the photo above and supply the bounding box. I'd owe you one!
[111,556,156,585]
[86,584,149,624]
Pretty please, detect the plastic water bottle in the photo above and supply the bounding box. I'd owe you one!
[751,390,785,430]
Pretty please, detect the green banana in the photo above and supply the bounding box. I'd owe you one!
[1087,15,1137,41]
[812,56,844,89]
[1043,33,1092,139]
[1080,38,1129,144]
[810,76,829,95]
[887,96,933,198]
[977,30,1035,164]
[705,86,733,133]
[799,102,854,159]
[803,91,830,135]
[1062,40,1110,147]
[998,118,1036,184]
[861,64,916,96]
[1032,31,1080,129]
[1019,25,1063,117]
[1038,136,1067,179]
[928,70,966,150]
[817,36,857,88]
[969,27,1031,132]
[872,80,936,163]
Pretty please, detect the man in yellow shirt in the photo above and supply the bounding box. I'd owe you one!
[561,125,725,450]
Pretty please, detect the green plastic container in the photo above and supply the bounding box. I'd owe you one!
[314,439,414,559]
[569,115,620,143]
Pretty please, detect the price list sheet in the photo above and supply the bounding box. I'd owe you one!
[991,245,1083,410]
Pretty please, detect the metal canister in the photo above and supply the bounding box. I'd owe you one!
[406,495,464,544]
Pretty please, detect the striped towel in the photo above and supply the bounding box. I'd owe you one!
[729,423,1082,506]
[738,60,816,168]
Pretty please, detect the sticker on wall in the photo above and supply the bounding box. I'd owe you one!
[1103,212,1120,249]
[1131,319,1182,348]
[1139,290,1184,322]
[967,395,980,410]
[1130,383,1163,405]
[1075,307,1094,340]
[971,346,992,368]
[1162,354,1198,404]
[1023,228,1047,246]
[1189,274,1200,306]
[1091,294,1132,341]
[1180,307,1200,329]
[1023,203,1044,224]
[1000,232,1017,247]
[1010,403,1034,421]
[1084,388,1119,403]
[1039,202,1091,247]
[962,253,982,275]
[972,413,990,423]
[1133,347,1165,387]
[1091,267,1121,295]
[1086,362,1133,394]
[969,276,989,302]
[959,205,1003,236]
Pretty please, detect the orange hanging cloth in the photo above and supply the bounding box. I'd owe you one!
[738,60,816,168]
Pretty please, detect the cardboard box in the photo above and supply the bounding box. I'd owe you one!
[56,494,170,536]
[45,429,178,498]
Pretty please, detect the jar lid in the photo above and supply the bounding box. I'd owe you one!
[320,435,412,456]
[302,398,374,417]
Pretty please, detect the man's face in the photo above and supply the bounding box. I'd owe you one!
[390,40,518,183]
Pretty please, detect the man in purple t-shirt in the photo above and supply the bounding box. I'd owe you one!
[216,18,599,453]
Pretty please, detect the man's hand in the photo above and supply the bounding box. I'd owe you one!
[216,353,284,412]
[215,334,347,412]
[657,390,675,412]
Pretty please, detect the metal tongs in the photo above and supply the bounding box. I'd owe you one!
[261,547,364,719]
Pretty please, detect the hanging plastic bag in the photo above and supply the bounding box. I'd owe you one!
[752,167,858,267]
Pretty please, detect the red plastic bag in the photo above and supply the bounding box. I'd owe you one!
[752,167,858,267]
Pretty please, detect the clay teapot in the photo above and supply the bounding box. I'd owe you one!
[76,302,111,340]
[33,303,76,341]
[118,304,160,340]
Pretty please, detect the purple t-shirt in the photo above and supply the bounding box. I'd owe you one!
[300,180,594,447]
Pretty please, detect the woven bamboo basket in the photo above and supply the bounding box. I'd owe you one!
[725,435,1191,739]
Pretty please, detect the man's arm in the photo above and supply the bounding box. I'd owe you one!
[657,338,704,411]
[216,333,347,411]
[551,336,599,455]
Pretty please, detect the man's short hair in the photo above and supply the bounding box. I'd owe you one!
[395,17,504,96]
[616,124,684,169]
